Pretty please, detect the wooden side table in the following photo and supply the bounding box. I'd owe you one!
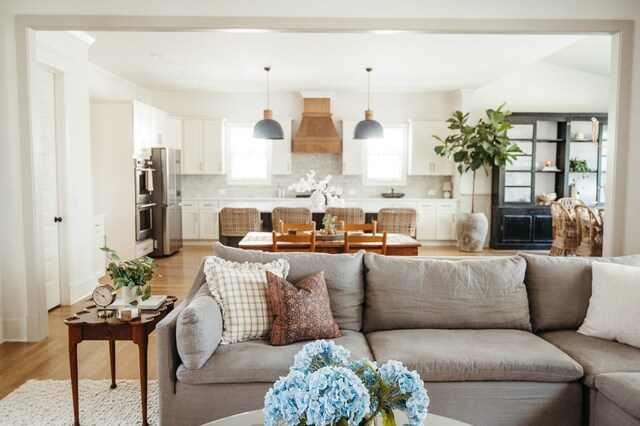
[64,296,177,426]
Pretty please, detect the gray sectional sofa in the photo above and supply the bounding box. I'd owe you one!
[156,243,640,426]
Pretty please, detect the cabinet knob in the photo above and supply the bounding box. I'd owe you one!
[54,216,62,223]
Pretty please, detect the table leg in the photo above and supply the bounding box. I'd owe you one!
[109,340,117,389]
[134,329,149,426]
[68,327,81,426]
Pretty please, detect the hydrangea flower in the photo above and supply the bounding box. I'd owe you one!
[304,366,370,426]
[378,360,430,426]
[291,340,350,374]
[263,370,309,426]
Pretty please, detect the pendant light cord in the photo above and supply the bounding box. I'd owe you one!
[366,67,373,111]
[264,66,271,110]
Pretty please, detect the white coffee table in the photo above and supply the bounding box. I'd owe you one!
[204,410,471,425]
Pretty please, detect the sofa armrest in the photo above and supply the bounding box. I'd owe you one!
[157,301,185,394]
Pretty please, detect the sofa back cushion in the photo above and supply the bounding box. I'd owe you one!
[362,253,531,332]
[212,242,365,331]
[520,253,640,332]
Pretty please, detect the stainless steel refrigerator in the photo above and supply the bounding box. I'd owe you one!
[151,147,183,256]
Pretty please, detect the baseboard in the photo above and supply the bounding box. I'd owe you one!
[3,316,28,342]
[417,240,456,246]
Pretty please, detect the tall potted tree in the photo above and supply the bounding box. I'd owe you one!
[433,103,521,252]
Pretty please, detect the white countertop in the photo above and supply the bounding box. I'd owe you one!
[183,197,457,202]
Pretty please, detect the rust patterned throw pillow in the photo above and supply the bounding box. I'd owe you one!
[266,271,341,346]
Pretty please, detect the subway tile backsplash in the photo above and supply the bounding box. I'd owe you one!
[182,153,450,199]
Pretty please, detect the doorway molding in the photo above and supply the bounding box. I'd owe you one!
[14,15,634,341]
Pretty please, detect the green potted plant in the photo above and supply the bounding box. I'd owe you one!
[433,103,521,252]
[101,246,155,306]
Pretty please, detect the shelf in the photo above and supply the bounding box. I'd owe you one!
[535,170,563,173]
[537,138,564,143]
[506,170,532,173]
[569,171,597,174]
[505,185,532,188]
[570,139,599,143]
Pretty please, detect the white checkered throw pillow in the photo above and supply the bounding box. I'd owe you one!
[204,256,290,344]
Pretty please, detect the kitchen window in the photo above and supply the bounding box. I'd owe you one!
[363,124,408,185]
[226,123,272,185]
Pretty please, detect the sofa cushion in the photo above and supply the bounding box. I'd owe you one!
[578,262,640,348]
[520,253,640,332]
[176,285,223,370]
[362,253,531,332]
[176,329,373,384]
[212,242,364,331]
[539,330,640,388]
[366,329,583,383]
[204,256,290,344]
[595,373,640,419]
[267,271,340,346]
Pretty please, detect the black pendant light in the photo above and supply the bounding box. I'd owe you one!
[354,67,384,139]
[253,66,284,140]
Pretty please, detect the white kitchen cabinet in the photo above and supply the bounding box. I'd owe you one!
[415,200,458,241]
[182,119,225,175]
[181,201,199,239]
[132,102,167,155]
[151,108,168,148]
[408,120,455,176]
[271,119,293,175]
[164,117,182,150]
[92,214,106,279]
[198,200,219,240]
[341,121,363,175]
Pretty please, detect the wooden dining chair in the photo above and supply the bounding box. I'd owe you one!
[344,230,387,255]
[278,220,316,233]
[340,220,377,234]
[272,230,316,252]
[575,205,603,257]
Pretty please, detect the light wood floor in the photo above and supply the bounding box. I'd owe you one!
[0,244,546,399]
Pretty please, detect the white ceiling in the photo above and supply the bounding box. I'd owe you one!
[86,31,610,93]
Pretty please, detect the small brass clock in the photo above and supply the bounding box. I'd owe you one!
[92,283,116,318]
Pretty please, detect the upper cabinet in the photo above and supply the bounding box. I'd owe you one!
[163,117,183,150]
[133,101,168,156]
[271,119,293,175]
[182,119,226,175]
[408,120,455,176]
[341,120,363,176]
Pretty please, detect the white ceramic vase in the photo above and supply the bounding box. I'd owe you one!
[456,212,489,252]
[121,286,139,306]
[310,190,325,209]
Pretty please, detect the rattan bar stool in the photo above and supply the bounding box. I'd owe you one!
[325,207,365,227]
[376,208,417,237]
[271,207,312,232]
[219,207,262,247]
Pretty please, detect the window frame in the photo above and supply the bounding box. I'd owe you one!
[362,122,409,186]
[225,122,273,186]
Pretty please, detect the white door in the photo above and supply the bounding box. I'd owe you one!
[37,67,62,310]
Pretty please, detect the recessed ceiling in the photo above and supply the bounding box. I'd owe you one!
[85,31,609,93]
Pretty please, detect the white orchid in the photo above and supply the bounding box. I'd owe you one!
[288,170,342,200]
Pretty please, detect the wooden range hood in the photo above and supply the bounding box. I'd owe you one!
[293,98,341,153]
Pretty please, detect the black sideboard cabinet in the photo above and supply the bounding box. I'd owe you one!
[490,112,607,250]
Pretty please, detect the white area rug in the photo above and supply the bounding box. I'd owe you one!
[0,379,159,426]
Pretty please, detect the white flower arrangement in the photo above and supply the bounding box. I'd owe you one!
[288,170,343,204]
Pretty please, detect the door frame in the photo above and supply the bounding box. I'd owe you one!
[14,16,634,341]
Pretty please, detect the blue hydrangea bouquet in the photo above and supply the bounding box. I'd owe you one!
[264,340,430,426]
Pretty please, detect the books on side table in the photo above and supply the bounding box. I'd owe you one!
[107,295,168,310]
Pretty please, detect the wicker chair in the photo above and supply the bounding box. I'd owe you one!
[549,201,579,256]
[219,207,262,247]
[575,205,604,257]
[271,207,312,232]
[376,208,417,237]
[344,230,387,255]
[558,197,585,210]
[325,207,365,227]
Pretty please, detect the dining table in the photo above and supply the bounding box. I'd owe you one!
[238,231,421,256]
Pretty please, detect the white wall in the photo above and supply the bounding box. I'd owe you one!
[1,0,640,343]
[89,63,153,104]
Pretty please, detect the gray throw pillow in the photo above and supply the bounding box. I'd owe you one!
[212,242,365,331]
[521,253,640,332]
[176,285,223,370]
[363,253,531,332]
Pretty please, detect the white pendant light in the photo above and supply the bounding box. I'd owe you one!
[354,67,384,139]
[253,66,284,140]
